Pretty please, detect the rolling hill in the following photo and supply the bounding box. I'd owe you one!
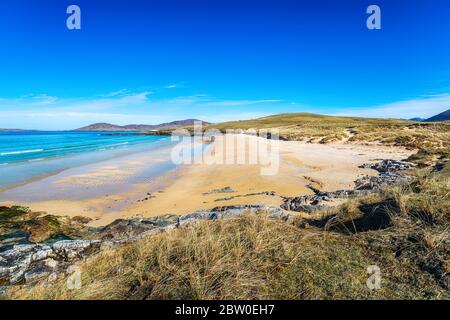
[207,112,449,167]
[424,109,450,122]
[76,119,211,131]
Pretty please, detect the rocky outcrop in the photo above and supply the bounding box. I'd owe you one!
[0,206,93,253]
[0,205,290,288]
[355,159,413,190]
[0,240,102,286]
[359,159,412,172]
[282,160,414,213]
[97,214,180,241]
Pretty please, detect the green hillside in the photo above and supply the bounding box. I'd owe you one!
[208,113,450,166]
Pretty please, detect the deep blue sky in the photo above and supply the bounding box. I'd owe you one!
[0,0,449,129]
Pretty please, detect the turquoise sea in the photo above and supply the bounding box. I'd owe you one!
[0,131,173,189]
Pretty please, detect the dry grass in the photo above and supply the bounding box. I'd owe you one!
[6,170,449,300]
[208,113,450,166]
[298,170,449,293]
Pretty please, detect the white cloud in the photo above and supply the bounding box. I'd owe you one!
[1,90,448,130]
[334,94,450,119]
[0,91,285,129]
[164,84,177,89]
[198,111,272,123]
[0,94,58,107]
[200,99,281,107]
[101,89,130,97]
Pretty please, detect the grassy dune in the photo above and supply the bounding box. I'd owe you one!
[208,113,450,166]
[7,169,449,300]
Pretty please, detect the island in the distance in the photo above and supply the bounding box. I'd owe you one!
[75,119,212,132]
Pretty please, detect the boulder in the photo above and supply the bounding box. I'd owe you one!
[0,244,54,284]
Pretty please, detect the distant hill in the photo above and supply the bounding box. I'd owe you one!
[423,109,450,122]
[408,117,425,122]
[209,112,411,131]
[208,112,448,155]
[76,119,211,131]
[0,128,28,132]
[75,123,125,131]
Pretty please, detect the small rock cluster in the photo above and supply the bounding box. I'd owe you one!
[282,159,414,213]
[355,159,413,191]
[359,159,412,172]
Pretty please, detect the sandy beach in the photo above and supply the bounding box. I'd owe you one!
[0,134,414,226]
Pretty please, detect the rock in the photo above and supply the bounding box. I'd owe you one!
[71,216,93,224]
[359,159,413,173]
[355,160,414,191]
[282,159,414,213]
[52,240,102,260]
[98,215,179,240]
[24,267,52,284]
[202,186,236,195]
[0,244,53,284]
[0,240,102,285]
[281,200,327,213]
[23,258,61,285]
[0,207,93,252]
[0,230,29,253]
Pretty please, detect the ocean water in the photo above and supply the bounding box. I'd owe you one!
[0,131,173,189]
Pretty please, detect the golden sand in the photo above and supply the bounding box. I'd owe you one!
[0,134,413,227]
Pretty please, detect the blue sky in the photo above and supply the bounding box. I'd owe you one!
[0,0,449,129]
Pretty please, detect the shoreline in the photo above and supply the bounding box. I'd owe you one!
[0,167,69,193]
[0,134,414,227]
[0,133,173,191]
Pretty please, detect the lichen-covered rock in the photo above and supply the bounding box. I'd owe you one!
[24,263,54,284]
[0,244,54,284]
[52,240,102,260]
[0,206,93,252]
[0,240,103,285]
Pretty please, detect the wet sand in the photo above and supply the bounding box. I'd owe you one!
[0,134,414,226]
